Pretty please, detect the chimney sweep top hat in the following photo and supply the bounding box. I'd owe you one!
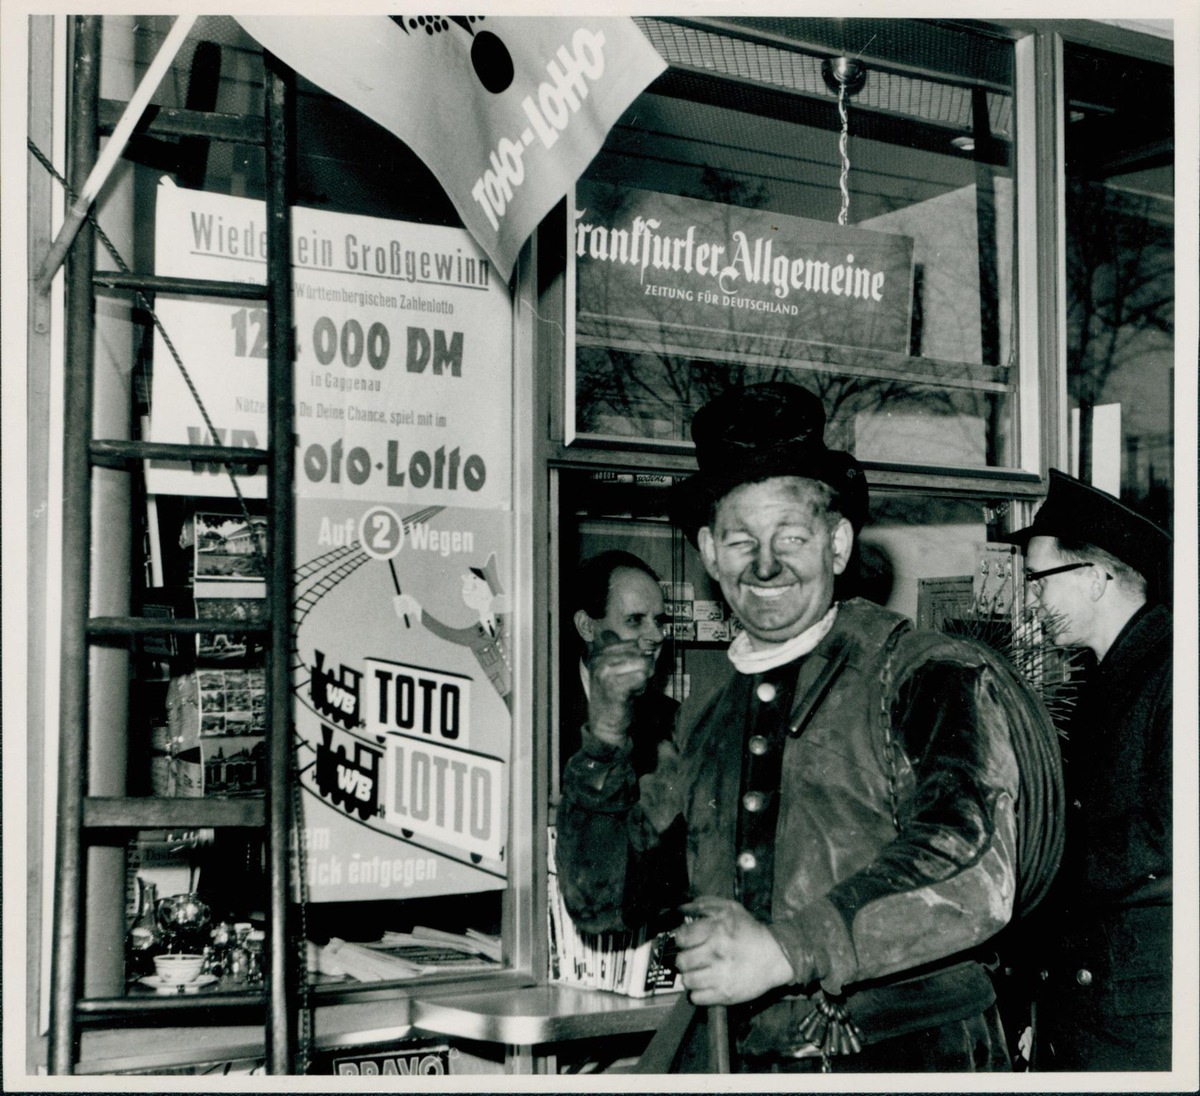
[667,382,868,544]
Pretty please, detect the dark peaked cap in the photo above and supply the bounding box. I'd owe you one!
[1006,468,1171,590]
[668,382,868,545]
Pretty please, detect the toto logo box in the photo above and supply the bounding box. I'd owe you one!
[574,179,915,357]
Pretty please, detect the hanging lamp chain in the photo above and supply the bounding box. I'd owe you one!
[837,83,852,227]
[822,56,867,228]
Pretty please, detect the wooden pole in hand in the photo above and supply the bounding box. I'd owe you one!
[708,1004,731,1072]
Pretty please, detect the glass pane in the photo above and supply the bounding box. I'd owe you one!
[575,351,1008,466]
[1064,43,1173,531]
[104,16,514,975]
[571,18,1018,471]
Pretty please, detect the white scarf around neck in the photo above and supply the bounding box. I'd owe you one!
[727,603,839,675]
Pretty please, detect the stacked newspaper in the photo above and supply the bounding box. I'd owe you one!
[547,828,683,998]
[309,927,501,982]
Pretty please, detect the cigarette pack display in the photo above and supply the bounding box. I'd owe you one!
[663,600,693,621]
[695,619,732,643]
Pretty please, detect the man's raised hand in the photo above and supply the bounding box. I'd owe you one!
[586,629,655,746]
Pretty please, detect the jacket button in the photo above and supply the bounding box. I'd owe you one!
[1076,968,1093,986]
[737,851,757,871]
[748,735,770,756]
[743,791,766,813]
[756,682,778,703]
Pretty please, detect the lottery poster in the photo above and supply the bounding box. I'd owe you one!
[148,181,515,899]
[292,500,512,900]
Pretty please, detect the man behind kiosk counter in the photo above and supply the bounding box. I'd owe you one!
[1008,470,1172,1071]
[556,382,1064,1073]
[561,550,676,780]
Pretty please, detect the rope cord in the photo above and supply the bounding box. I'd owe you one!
[1002,657,1067,916]
[882,628,1067,919]
[29,137,268,571]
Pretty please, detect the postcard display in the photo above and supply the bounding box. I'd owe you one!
[147,180,514,902]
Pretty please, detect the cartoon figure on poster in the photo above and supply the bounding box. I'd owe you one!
[290,501,511,901]
[391,552,512,710]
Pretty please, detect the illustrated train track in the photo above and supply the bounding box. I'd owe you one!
[289,504,444,676]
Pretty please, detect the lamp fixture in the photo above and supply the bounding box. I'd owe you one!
[821,56,867,97]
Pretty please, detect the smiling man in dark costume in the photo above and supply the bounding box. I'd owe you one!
[556,382,1064,1073]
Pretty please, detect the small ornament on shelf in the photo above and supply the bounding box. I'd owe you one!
[125,879,164,981]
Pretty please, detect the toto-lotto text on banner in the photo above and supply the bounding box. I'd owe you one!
[575,180,916,356]
[146,179,511,509]
[148,181,515,900]
[293,501,512,900]
[235,16,666,281]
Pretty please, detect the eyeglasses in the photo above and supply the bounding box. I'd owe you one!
[1023,562,1091,584]
[1024,561,1111,590]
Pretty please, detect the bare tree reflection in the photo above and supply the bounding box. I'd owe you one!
[1066,180,1173,524]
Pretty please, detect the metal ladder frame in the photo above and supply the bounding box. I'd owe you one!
[46,15,299,1074]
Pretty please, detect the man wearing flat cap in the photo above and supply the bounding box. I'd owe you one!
[1008,470,1172,1071]
[556,381,1064,1073]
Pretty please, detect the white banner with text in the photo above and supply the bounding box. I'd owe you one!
[147,179,512,509]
